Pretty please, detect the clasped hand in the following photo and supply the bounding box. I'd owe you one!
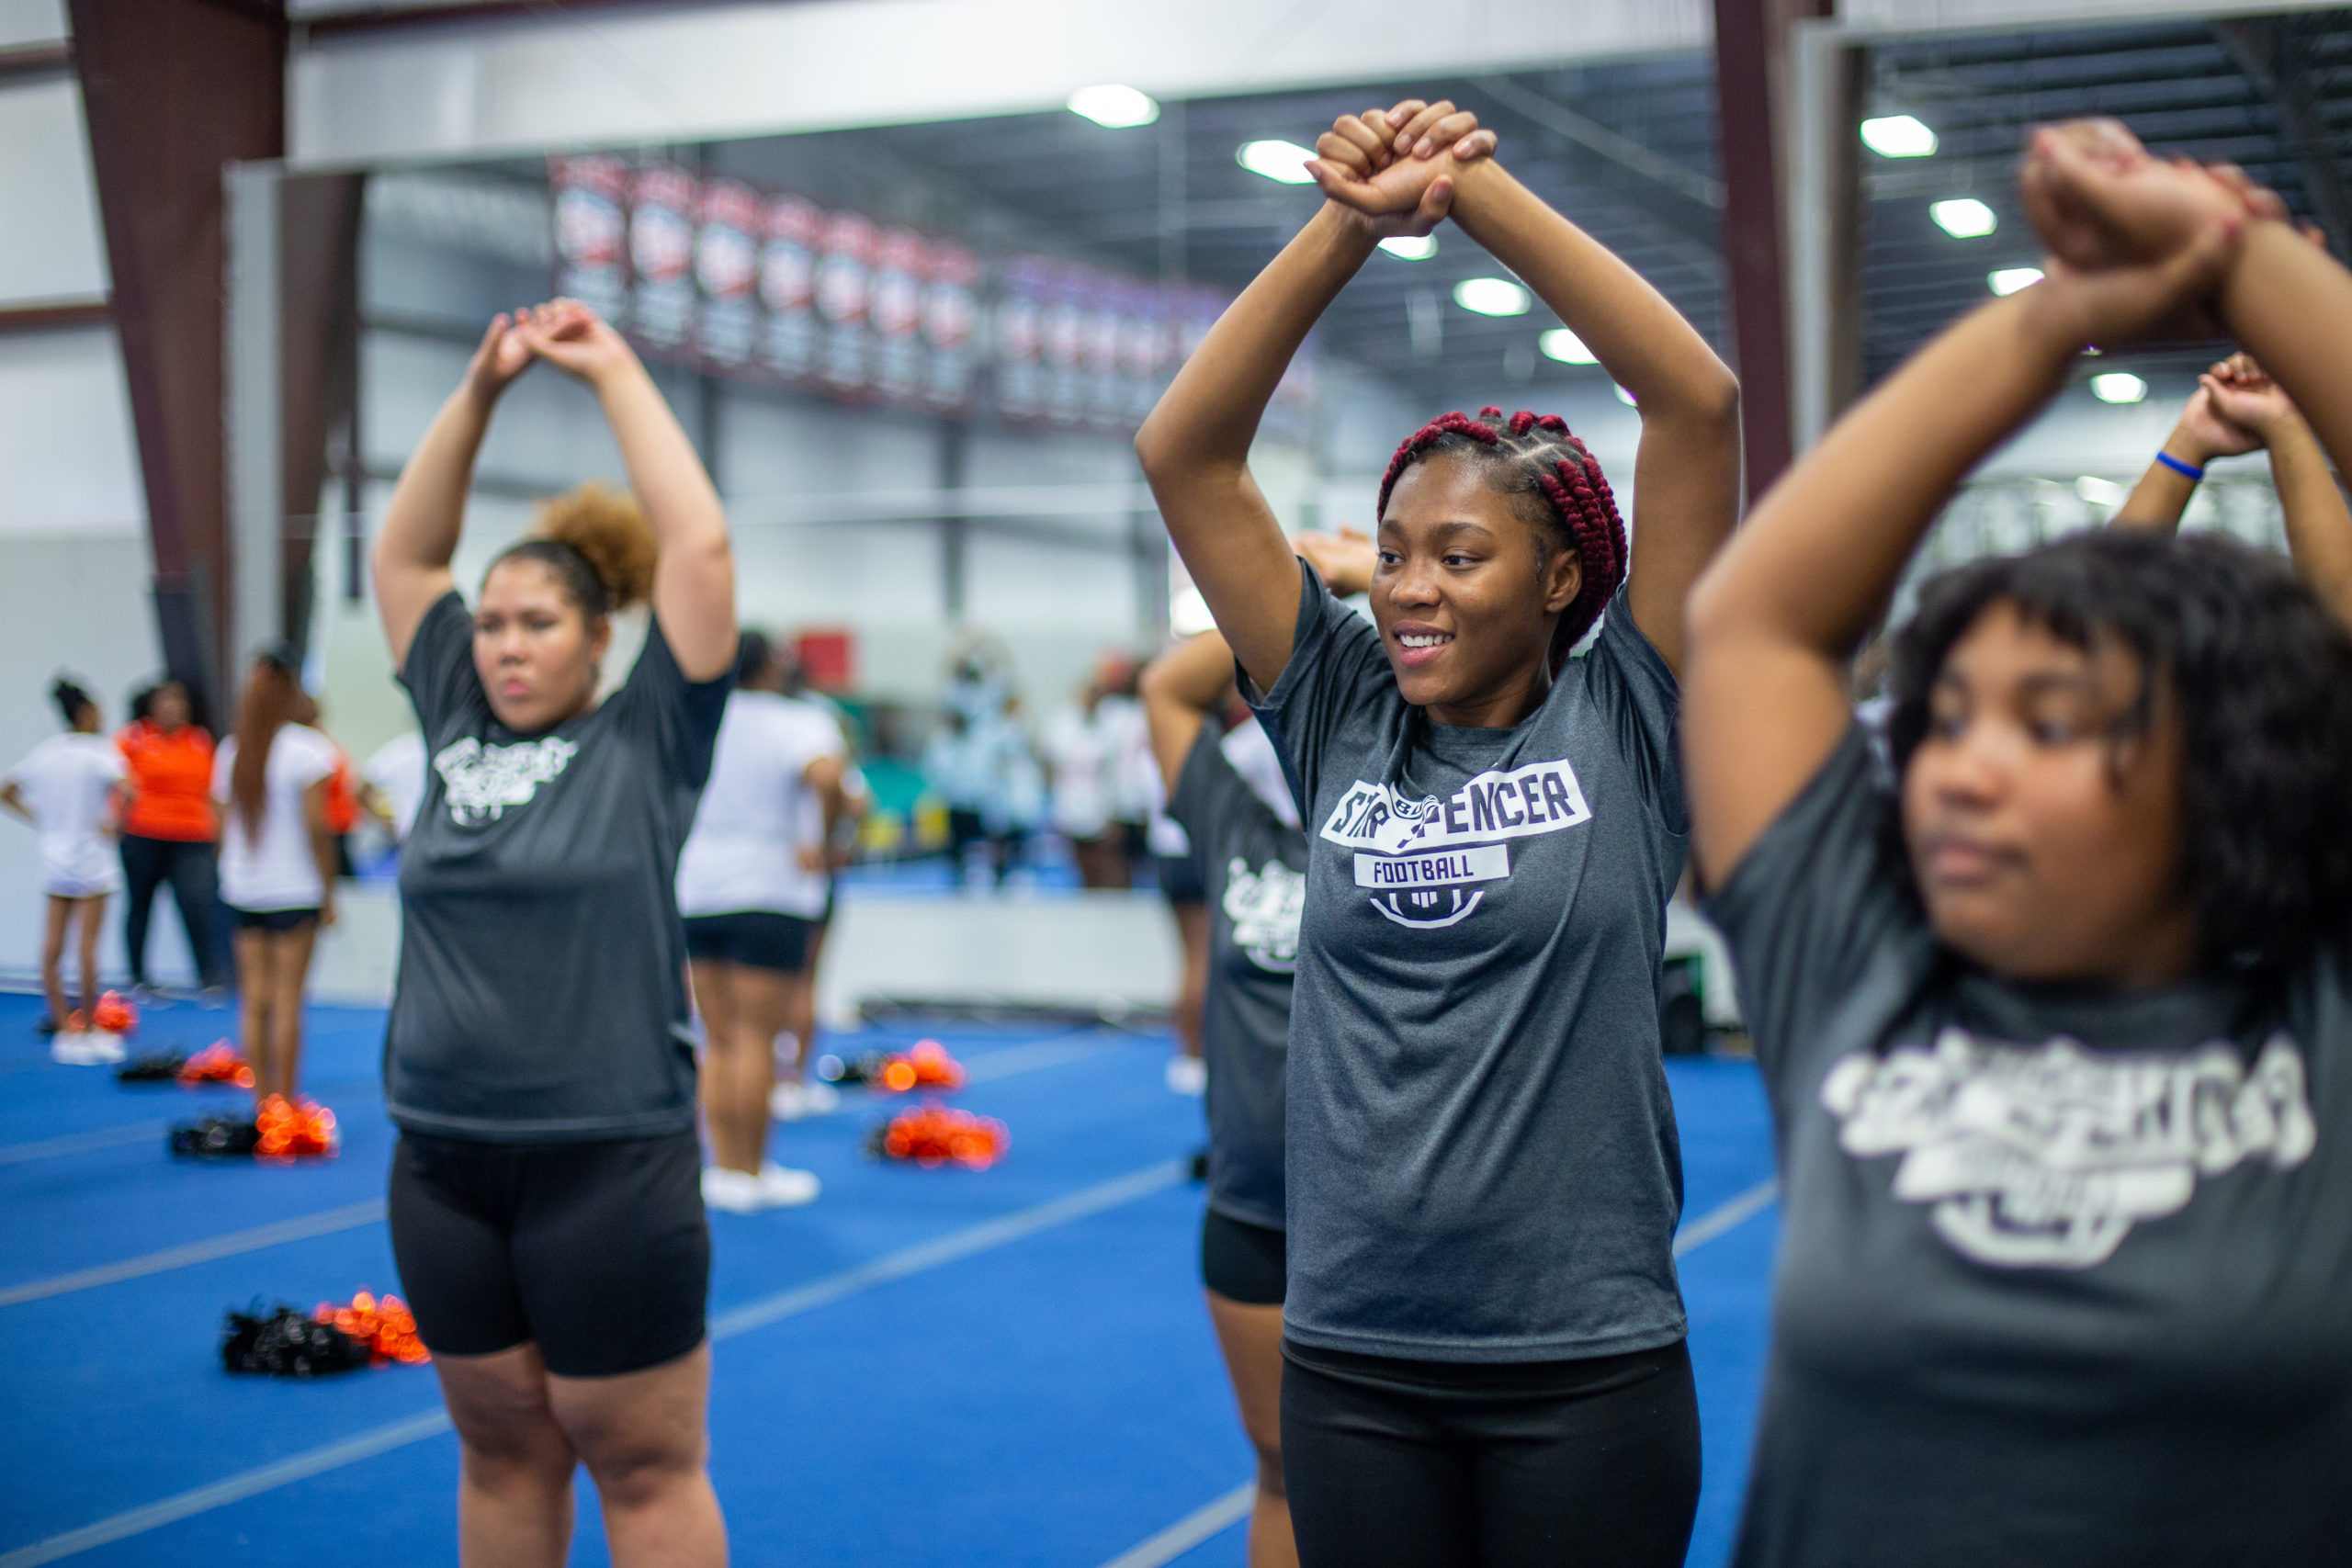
[466,298,641,405]
[1304,98,1498,238]
[2016,117,2307,347]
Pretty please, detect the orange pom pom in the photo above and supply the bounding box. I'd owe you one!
[871,1104,1007,1170]
[178,1042,254,1089]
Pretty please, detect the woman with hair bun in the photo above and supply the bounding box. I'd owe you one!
[372,299,737,1568]
[3,677,125,1059]
[1136,101,1740,1563]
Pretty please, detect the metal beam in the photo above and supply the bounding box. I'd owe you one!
[0,299,109,334]
[1713,0,1834,496]
[72,0,288,716]
[2212,15,2352,260]
[1472,74,1723,211]
[0,39,72,83]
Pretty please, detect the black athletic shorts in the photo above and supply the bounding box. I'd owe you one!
[682,909,814,975]
[388,1128,709,1378]
[1156,851,1206,907]
[229,904,319,934]
[1282,1337,1700,1568]
[1202,1206,1286,1304]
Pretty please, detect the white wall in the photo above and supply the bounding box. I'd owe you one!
[0,74,105,304]
[0,55,172,985]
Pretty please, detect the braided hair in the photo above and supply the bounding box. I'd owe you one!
[1375,407,1628,671]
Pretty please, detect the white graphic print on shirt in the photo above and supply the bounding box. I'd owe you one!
[1317,760,1590,928]
[434,736,580,826]
[1225,857,1306,973]
[1820,1027,2315,1269]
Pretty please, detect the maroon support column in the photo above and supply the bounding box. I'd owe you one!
[1712,0,1835,500]
[70,0,285,717]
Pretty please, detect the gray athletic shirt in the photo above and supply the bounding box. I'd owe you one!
[385,591,730,1142]
[1169,724,1307,1232]
[1248,567,1689,1362]
[1709,725,2352,1567]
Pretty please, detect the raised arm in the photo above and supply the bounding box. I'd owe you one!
[303,777,339,927]
[1140,631,1238,797]
[517,301,737,681]
[1432,161,1740,673]
[1682,175,2240,887]
[2203,357,2352,626]
[372,314,534,666]
[2110,370,2261,533]
[1137,101,1486,693]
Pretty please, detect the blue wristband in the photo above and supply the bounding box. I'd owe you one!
[2154,450,2205,482]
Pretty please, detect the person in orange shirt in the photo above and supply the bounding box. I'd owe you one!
[295,693,366,879]
[116,678,231,996]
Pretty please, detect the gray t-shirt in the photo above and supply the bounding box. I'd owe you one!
[1708,725,2352,1567]
[1170,723,1307,1232]
[386,592,730,1142]
[1249,568,1690,1362]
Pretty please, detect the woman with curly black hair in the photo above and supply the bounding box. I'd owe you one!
[1136,99,1739,1565]
[1682,120,2352,1566]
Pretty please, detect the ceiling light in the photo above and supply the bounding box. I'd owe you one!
[1067,85,1160,129]
[1453,277,1531,317]
[1614,384,1638,406]
[1378,234,1437,260]
[1540,328,1597,365]
[2075,475,2127,507]
[1860,115,1938,158]
[1930,197,1996,238]
[2091,372,2148,404]
[1988,266,2043,296]
[1237,140,1317,185]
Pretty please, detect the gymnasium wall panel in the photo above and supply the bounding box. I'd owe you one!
[0,76,107,305]
[0,324,141,536]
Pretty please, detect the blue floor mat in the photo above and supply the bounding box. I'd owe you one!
[0,990,1777,1566]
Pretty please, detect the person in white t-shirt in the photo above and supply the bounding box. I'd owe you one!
[1042,653,1143,888]
[675,631,851,1213]
[364,729,428,841]
[2,678,126,1061]
[211,648,340,1106]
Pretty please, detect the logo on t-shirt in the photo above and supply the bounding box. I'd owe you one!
[434,736,580,827]
[1821,1027,2316,1269]
[1317,761,1590,929]
[1225,856,1306,972]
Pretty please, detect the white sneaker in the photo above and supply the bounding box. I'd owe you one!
[768,1080,807,1121]
[755,1161,821,1207]
[796,1080,841,1116]
[51,1032,102,1065]
[1166,1055,1207,1096]
[85,1031,127,1064]
[702,1166,764,1214]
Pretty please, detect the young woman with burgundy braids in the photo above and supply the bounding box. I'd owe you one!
[1136,101,1739,1565]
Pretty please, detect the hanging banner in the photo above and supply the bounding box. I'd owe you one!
[871,227,929,405]
[759,195,821,384]
[694,178,762,370]
[992,255,1046,422]
[548,155,628,325]
[628,164,697,350]
[546,158,1299,435]
[922,242,980,415]
[817,210,875,394]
